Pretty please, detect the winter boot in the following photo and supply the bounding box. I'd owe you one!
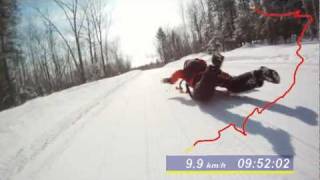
[260,66,280,84]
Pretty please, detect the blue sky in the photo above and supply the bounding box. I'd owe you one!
[19,0,186,67]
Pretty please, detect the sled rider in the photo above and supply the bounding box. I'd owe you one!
[162,45,280,101]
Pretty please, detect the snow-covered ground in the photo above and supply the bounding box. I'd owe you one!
[0,42,319,180]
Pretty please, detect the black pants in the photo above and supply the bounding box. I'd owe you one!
[192,66,264,101]
[224,70,264,93]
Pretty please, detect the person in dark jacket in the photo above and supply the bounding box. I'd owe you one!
[162,54,280,102]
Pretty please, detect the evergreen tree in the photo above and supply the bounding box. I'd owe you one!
[221,0,236,39]
[156,28,168,63]
[206,0,238,50]
[234,0,259,45]
[0,0,20,110]
[258,0,306,43]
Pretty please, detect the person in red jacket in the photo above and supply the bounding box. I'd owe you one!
[162,54,280,101]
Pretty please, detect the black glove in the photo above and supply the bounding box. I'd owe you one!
[162,78,171,84]
[211,53,224,69]
[208,64,222,75]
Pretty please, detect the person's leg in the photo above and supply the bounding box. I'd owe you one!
[192,65,219,101]
[224,66,280,93]
[226,71,264,93]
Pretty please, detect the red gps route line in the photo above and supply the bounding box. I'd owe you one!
[192,9,314,148]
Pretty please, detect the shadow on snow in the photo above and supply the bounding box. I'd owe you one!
[169,91,318,156]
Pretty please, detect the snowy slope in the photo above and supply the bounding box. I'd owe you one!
[0,42,319,180]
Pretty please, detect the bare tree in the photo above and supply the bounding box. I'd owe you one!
[36,9,80,79]
[51,0,88,83]
[84,11,95,65]
[88,0,111,77]
[187,0,208,52]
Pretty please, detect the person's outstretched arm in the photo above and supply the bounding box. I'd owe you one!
[162,70,185,84]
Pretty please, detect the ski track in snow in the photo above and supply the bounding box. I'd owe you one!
[0,71,142,180]
[0,42,319,180]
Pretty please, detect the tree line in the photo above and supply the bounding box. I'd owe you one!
[0,0,131,111]
[156,0,319,64]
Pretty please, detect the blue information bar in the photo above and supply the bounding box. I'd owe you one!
[166,155,293,171]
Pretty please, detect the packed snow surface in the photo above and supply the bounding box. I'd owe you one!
[0,42,319,180]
